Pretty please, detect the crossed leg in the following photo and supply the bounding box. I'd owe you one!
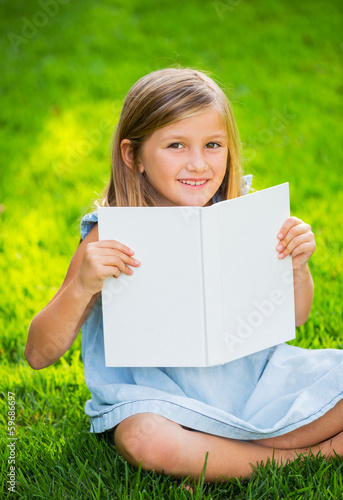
[114,400,343,483]
[254,398,343,449]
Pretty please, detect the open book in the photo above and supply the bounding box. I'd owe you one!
[98,183,295,367]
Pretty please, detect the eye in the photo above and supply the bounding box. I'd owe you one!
[168,143,183,149]
[206,142,220,149]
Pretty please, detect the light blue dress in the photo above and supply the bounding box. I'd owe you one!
[80,177,343,439]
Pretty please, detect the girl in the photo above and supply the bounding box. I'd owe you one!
[25,68,343,483]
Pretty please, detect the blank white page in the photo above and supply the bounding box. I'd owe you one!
[205,183,295,365]
[98,207,206,367]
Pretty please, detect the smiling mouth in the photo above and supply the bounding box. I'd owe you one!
[177,179,209,186]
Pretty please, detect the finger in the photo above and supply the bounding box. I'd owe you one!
[277,217,302,241]
[106,264,128,279]
[276,232,312,257]
[91,239,135,256]
[111,267,121,278]
[288,241,314,259]
[277,222,311,250]
[278,240,315,260]
[102,256,139,276]
[88,247,141,267]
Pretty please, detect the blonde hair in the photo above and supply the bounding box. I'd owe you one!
[100,68,243,207]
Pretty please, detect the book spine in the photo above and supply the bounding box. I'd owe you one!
[199,209,209,366]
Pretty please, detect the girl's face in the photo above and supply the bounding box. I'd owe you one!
[137,107,228,207]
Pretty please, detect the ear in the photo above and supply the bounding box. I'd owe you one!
[120,139,144,173]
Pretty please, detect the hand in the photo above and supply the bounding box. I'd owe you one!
[76,240,141,297]
[276,217,316,271]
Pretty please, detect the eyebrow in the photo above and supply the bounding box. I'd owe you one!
[161,133,227,141]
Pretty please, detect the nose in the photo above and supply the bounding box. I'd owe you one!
[185,148,208,173]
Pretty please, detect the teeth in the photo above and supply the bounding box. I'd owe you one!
[179,180,207,186]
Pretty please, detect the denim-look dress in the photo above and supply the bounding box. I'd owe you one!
[80,176,343,439]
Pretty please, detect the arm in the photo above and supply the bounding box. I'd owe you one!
[276,217,316,327]
[25,223,140,369]
[292,263,314,326]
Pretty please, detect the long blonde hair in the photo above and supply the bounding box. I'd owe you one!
[100,68,243,207]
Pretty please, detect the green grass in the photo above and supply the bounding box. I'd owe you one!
[0,0,342,497]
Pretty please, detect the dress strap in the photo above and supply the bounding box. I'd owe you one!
[241,174,254,195]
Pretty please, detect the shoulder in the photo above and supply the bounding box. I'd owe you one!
[81,211,99,241]
[72,219,99,274]
[213,175,254,204]
[240,174,253,195]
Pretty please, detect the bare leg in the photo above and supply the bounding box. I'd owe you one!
[254,399,343,449]
[114,412,343,483]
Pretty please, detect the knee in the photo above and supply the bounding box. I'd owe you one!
[114,413,181,472]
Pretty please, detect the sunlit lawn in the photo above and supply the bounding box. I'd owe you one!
[0,0,342,498]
